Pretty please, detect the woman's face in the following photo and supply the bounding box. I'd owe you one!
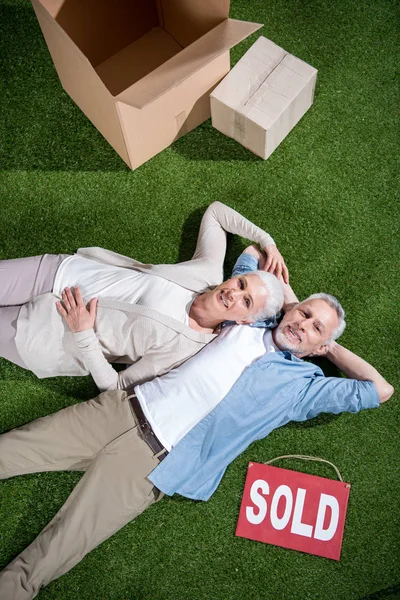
[203,273,268,324]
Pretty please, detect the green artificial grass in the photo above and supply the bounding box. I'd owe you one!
[0,0,399,598]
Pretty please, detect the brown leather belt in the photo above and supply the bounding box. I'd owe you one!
[128,394,168,462]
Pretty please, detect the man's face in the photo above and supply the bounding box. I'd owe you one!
[273,298,339,357]
[206,274,268,324]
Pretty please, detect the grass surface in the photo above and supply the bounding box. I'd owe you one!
[0,0,399,598]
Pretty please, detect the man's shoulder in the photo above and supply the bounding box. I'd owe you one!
[243,351,324,398]
[257,350,323,373]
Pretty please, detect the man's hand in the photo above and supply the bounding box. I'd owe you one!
[277,274,299,313]
[57,286,98,333]
[308,341,335,357]
[263,244,289,284]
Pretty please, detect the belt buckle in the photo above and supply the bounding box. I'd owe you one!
[140,421,151,436]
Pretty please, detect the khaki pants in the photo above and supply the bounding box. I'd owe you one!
[0,391,162,600]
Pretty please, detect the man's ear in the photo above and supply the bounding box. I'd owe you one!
[309,344,329,357]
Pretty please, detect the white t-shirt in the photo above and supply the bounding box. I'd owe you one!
[53,255,195,324]
[135,325,278,451]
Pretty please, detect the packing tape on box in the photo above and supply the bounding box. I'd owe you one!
[234,112,246,142]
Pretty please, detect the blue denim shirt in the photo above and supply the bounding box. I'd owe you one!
[149,351,379,500]
[149,253,380,501]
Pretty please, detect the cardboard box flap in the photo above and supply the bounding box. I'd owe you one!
[159,0,231,47]
[31,0,132,167]
[32,0,99,72]
[38,0,160,67]
[117,18,262,109]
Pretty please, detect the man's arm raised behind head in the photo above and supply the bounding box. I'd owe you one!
[243,245,298,312]
[243,245,393,404]
[324,342,394,403]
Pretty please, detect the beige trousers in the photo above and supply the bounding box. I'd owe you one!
[0,391,162,600]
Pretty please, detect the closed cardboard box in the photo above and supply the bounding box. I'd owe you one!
[210,36,317,159]
[30,0,262,169]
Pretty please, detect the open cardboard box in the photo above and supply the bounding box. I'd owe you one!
[31,0,262,169]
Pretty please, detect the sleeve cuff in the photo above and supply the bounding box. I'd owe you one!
[231,253,259,277]
[73,329,97,345]
[361,380,381,409]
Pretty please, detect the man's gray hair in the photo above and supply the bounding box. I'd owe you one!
[250,270,284,320]
[305,293,346,341]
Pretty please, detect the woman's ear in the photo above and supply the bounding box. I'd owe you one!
[238,318,254,325]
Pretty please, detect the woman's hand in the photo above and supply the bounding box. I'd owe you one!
[263,244,289,284]
[57,286,97,333]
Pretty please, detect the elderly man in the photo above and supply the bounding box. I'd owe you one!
[0,251,393,599]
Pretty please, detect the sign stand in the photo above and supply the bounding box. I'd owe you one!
[264,454,349,483]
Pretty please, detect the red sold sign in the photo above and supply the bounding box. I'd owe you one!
[236,462,350,560]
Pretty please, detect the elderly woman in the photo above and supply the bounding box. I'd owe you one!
[0,202,286,390]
